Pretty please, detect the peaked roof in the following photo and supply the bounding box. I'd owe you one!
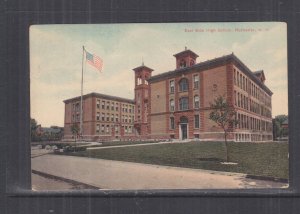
[148,53,273,96]
[173,49,199,58]
[132,65,154,72]
[253,70,266,82]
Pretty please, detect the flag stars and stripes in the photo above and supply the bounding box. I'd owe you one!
[85,50,103,72]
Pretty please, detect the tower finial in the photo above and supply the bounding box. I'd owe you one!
[142,56,144,66]
[185,46,187,50]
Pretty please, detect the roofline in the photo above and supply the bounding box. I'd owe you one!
[148,53,273,96]
[173,49,199,58]
[63,92,135,104]
[132,65,154,72]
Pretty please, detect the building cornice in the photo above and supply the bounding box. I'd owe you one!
[63,92,135,104]
[148,53,273,96]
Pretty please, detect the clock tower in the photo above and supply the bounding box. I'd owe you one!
[133,63,153,136]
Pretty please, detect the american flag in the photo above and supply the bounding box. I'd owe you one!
[85,50,103,72]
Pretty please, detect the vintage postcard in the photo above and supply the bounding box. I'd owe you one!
[30,22,288,190]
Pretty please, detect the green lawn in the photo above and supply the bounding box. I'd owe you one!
[61,141,289,179]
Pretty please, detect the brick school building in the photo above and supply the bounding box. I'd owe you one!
[63,48,273,142]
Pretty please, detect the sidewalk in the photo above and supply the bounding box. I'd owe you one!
[31,154,287,190]
[86,141,176,150]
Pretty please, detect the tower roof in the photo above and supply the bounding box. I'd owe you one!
[173,49,199,58]
[132,65,154,72]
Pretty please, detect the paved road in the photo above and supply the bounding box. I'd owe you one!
[31,154,287,190]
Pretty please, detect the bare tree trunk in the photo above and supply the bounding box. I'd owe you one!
[224,131,229,162]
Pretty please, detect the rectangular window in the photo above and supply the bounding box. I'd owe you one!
[193,75,199,89]
[115,126,119,134]
[116,103,119,111]
[111,114,114,122]
[169,80,175,93]
[116,114,119,122]
[179,97,189,110]
[170,99,175,111]
[101,113,105,121]
[75,103,80,112]
[96,112,100,121]
[194,115,200,128]
[194,96,199,109]
[106,125,110,133]
[102,101,105,109]
[97,99,100,108]
[106,114,110,122]
[96,124,100,133]
[170,117,175,130]
[111,102,114,110]
[106,102,110,110]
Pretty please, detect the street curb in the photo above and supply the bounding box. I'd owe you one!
[245,174,288,183]
[32,170,100,189]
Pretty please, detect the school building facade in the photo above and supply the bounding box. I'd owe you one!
[63,48,273,142]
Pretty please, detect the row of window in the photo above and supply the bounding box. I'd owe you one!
[234,68,271,107]
[234,91,271,117]
[96,124,134,134]
[72,114,80,122]
[96,112,134,123]
[96,100,135,113]
[169,74,200,94]
[72,103,81,112]
[169,115,200,130]
[235,133,272,142]
[237,113,272,131]
[169,95,200,111]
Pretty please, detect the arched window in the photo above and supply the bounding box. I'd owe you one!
[179,78,189,92]
[170,99,175,111]
[179,97,189,110]
[194,95,199,109]
[179,59,187,68]
[180,116,188,123]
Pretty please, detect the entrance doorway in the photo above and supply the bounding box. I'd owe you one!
[179,116,188,140]
[180,124,188,140]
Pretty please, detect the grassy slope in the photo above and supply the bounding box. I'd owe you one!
[64,141,289,179]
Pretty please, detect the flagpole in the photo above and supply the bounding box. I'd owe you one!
[80,46,85,140]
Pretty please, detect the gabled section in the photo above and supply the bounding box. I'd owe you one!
[253,70,266,84]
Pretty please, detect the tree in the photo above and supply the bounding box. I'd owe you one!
[273,115,288,139]
[30,118,38,141]
[209,95,238,162]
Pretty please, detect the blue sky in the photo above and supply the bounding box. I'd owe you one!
[30,22,287,127]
